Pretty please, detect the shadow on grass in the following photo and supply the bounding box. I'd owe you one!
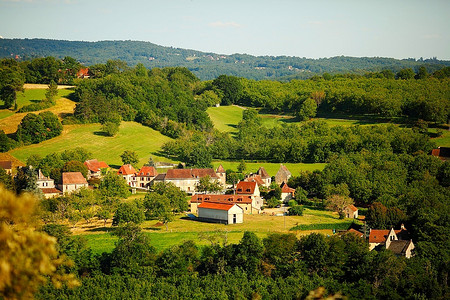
[86,227,116,233]
[93,131,110,137]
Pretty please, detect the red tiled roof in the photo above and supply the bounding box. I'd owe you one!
[244,175,265,186]
[216,164,225,173]
[137,166,158,177]
[198,202,236,211]
[41,188,62,194]
[280,182,295,193]
[165,168,219,179]
[347,228,364,237]
[369,229,405,243]
[191,194,253,204]
[0,161,12,170]
[236,181,257,194]
[117,164,137,176]
[84,159,109,172]
[347,204,358,212]
[62,172,88,185]
[431,149,441,157]
[257,167,270,178]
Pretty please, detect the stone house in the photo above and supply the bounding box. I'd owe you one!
[37,169,61,198]
[344,204,359,219]
[58,172,88,194]
[163,168,222,194]
[369,226,415,258]
[275,164,292,184]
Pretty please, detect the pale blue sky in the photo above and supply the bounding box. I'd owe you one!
[0,0,449,59]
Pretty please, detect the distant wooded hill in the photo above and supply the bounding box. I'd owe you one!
[1,38,449,81]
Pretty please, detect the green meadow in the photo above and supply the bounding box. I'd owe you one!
[207,105,398,134]
[10,121,173,167]
[212,161,326,176]
[0,88,73,120]
[81,207,352,255]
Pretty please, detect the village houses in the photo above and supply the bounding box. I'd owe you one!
[369,225,415,258]
[37,169,61,198]
[84,159,109,179]
[58,172,88,194]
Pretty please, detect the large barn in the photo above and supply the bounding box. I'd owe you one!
[197,202,244,224]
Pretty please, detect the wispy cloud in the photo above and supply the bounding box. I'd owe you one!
[209,21,242,28]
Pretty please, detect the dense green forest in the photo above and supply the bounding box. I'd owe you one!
[1,38,449,80]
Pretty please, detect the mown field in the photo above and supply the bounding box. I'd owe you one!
[10,121,173,167]
[79,207,355,254]
[0,88,75,134]
[207,105,397,134]
[212,161,326,176]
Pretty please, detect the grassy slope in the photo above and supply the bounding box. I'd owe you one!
[206,105,244,132]
[0,89,75,134]
[10,121,173,167]
[212,161,326,176]
[82,207,352,254]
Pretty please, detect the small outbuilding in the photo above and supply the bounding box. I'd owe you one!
[197,202,244,224]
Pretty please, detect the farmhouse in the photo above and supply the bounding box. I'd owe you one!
[275,164,292,184]
[37,169,61,198]
[245,167,271,188]
[58,172,88,194]
[135,166,158,189]
[164,168,222,194]
[118,164,137,187]
[0,160,13,175]
[344,204,359,219]
[84,159,109,179]
[190,194,260,214]
[280,182,295,203]
[369,226,415,258]
[197,202,244,224]
[216,164,226,187]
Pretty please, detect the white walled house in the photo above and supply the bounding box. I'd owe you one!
[58,172,88,194]
[197,202,244,224]
[117,164,137,187]
[37,169,61,198]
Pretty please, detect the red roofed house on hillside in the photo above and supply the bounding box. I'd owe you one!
[244,175,265,187]
[118,164,137,187]
[344,204,359,219]
[369,226,415,258]
[58,172,88,194]
[0,161,13,175]
[235,181,262,213]
[257,167,271,187]
[77,68,90,79]
[164,168,222,194]
[431,147,450,161]
[280,182,295,203]
[135,166,158,189]
[197,202,244,224]
[245,167,271,188]
[84,159,109,179]
[190,194,260,214]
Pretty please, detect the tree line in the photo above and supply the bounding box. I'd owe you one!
[2,38,450,80]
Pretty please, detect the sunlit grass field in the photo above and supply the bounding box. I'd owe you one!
[212,161,326,176]
[0,89,75,134]
[10,121,173,167]
[81,207,352,254]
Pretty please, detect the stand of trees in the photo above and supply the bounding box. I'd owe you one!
[163,120,435,163]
